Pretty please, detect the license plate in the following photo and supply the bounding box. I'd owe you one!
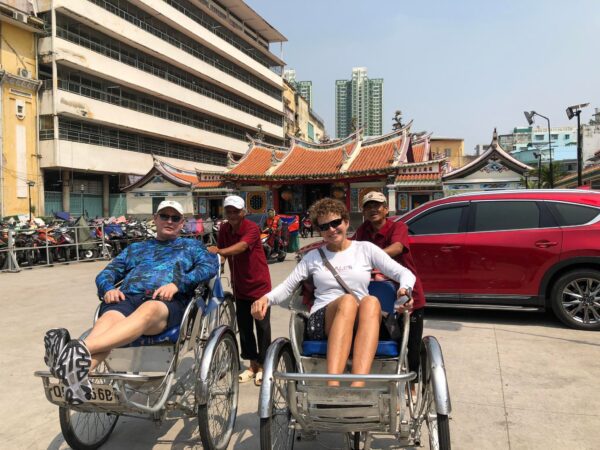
[48,383,117,404]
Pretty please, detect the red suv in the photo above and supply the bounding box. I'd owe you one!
[398,190,600,330]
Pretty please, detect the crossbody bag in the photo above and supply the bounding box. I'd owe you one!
[317,248,402,340]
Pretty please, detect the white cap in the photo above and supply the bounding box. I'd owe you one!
[223,195,245,210]
[155,200,184,215]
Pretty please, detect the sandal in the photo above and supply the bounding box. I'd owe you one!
[239,368,256,383]
[254,370,264,386]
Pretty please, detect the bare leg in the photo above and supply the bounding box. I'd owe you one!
[324,294,358,387]
[85,311,125,370]
[84,301,169,369]
[350,295,381,387]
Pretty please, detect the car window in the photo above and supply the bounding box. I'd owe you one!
[473,201,539,232]
[550,202,600,226]
[408,206,466,235]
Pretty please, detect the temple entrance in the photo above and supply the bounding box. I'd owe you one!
[306,184,331,210]
[277,184,331,214]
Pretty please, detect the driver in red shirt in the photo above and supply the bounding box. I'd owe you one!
[208,196,271,386]
[353,191,425,395]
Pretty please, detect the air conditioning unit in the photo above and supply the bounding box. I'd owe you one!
[18,68,31,79]
[13,11,27,23]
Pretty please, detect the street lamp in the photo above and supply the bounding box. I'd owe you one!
[566,103,589,187]
[27,180,35,221]
[532,152,542,188]
[80,184,85,218]
[524,110,554,188]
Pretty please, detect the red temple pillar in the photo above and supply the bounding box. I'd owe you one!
[272,186,280,211]
[345,182,351,211]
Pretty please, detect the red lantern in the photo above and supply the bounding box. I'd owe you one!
[281,189,293,201]
[332,188,345,199]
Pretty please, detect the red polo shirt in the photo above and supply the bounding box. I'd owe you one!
[218,218,271,301]
[354,218,426,310]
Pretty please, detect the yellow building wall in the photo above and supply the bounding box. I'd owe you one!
[430,138,466,169]
[0,20,40,217]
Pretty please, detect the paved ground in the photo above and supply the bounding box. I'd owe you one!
[1,241,600,449]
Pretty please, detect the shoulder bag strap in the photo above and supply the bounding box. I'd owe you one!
[317,248,355,297]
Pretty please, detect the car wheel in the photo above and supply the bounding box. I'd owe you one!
[550,269,600,331]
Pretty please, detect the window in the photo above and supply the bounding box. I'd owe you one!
[308,122,314,140]
[444,148,452,157]
[408,205,466,235]
[550,202,599,226]
[473,201,539,231]
[535,135,545,141]
[564,134,570,140]
[152,197,166,212]
[551,134,558,140]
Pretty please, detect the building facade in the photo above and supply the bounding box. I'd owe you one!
[36,0,286,217]
[283,68,312,108]
[510,126,577,174]
[335,67,383,138]
[283,79,325,144]
[0,1,44,218]
[429,137,467,170]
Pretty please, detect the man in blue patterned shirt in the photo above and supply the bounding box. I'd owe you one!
[43,200,219,404]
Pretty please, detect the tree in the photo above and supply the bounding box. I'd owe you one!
[537,164,566,188]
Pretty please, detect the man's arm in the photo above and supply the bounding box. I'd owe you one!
[384,221,410,258]
[174,244,219,294]
[95,246,130,298]
[215,240,249,257]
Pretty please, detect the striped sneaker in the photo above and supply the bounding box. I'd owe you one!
[43,328,70,377]
[55,340,92,405]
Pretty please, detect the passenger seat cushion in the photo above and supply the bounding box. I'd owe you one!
[302,340,399,357]
[122,326,180,348]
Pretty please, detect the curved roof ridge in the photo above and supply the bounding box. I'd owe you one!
[362,120,413,145]
[293,130,360,150]
[154,155,197,176]
[245,134,288,151]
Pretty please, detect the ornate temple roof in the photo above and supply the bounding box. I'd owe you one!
[443,129,532,181]
[123,157,227,191]
[225,126,416,181]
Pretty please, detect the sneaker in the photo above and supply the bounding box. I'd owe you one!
[43,328,70,377]
[55,340,92,405]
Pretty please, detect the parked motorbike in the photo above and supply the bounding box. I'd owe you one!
[300,216,313,238]
[261,224,288,263]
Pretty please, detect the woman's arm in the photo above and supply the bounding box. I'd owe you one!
[368,242,416,289]
[252,257,310,320]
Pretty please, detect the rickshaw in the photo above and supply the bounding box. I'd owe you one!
[34,267,238,450]
[259,281,452,450]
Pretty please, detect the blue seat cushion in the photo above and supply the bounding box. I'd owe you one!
[122,325,180,348]
[302,340,399,358]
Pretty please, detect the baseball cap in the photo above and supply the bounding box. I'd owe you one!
[361,191,387,207]
[155,200,184,215]
[223,195,245,210]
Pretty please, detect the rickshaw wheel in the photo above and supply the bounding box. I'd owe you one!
[197,331,239,450]
[259,344,295,450]
[219,293,236,333]
[420,357,451,450]
[58,362,118,450]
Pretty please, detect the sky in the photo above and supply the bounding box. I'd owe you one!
[247,0,600,153]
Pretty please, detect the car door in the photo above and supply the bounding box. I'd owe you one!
[462,200,562,300]
[405,202,469,300]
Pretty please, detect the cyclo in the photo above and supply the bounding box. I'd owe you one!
[258,280,452,450]
[34,264,239,450]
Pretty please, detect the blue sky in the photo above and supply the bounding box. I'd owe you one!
[247,0,599,153]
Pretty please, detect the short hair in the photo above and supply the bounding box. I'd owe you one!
[309,198,350,224]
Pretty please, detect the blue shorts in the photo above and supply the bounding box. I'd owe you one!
[99,293,188,330]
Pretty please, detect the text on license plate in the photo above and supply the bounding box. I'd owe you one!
[48,383,117,404]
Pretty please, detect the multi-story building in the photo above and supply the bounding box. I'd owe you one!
[283,79,325,143]
[430,137,469,170]
[335,67,383,138]
[510,126,577,173]
[36,0,286,216]
[283,68,312,108]
[0,0,44,218]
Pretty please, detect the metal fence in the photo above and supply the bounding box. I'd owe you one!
[0,225,111,273]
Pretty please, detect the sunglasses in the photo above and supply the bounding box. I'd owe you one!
[158,213,182,223]
[317,218,343,232]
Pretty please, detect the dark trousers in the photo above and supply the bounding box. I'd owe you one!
[380,307,424,373]
[235,298,271,365]
[405,308,424,374]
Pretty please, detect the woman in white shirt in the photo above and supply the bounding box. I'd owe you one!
[252,198,416,386]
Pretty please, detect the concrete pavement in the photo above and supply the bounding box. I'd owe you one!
[1,244,599,449]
